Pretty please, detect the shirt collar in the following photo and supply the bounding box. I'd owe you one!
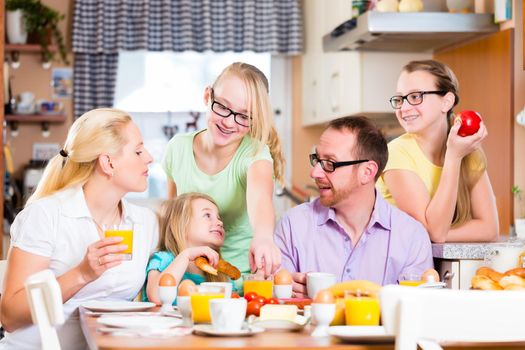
[59,186,139,223]
[315,190,391,231]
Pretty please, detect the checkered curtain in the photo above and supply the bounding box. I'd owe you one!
[72,0,303,117]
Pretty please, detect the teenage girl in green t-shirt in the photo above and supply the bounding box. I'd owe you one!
[163,62,285,277]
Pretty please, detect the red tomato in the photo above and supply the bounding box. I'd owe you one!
[266,297,279,305]
[231,292,240,299]
[457,110,482,137]
[244,291,258,302]
[254,295,267,305]
[246,300,263,317]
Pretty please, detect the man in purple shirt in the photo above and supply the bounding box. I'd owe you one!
[275,116,433,297]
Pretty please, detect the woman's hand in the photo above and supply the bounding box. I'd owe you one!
[446,120,488,160]
[249,235,281,277]
[76,237,127,284]
[181,246,219,267]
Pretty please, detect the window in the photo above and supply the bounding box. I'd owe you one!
[113,51,272,200]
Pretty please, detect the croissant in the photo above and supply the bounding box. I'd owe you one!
[504,267,525,278]
[475,266,504,283]
[471,275,503,290]
[194,256,241,280]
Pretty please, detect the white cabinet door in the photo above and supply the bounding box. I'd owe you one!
[301,53,323,126]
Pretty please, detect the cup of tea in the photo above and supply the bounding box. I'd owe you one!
[210,298,247,332]
[103,223,134,260]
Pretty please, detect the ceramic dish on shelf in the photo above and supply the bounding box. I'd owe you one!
[81,300,155,312]
[328,326,394,343]
[193,324,264,337]
[97,315,182,330]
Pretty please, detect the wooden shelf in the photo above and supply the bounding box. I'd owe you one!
[5,44,57,53]
[5,114,66,123]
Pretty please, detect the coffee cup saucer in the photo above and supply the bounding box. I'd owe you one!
[193,324,264,337]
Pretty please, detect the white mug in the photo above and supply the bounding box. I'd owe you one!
[307,272,336,299]
[200,282,232,298]
[209,298,247,332]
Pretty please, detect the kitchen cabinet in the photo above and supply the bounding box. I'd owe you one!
[301,0,430,126]
[434,258,484,290]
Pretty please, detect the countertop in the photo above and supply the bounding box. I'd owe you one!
[432,237,525,260]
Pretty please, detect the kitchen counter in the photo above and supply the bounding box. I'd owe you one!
[432,238,524,260]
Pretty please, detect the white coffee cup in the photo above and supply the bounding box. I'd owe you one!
[209,298,247,332]
[200,282,232,298]
[307,272,336,299]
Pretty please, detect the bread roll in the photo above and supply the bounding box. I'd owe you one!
[504,267,525,278]
[499,275,525,288]
[471,275,503,290]
[475,266,504,282]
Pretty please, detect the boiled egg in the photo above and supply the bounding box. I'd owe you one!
[274,269,293,285]
[159,273,177,287]
[313,288,335,304]
[178,279,198,296]
[421,268,440,283]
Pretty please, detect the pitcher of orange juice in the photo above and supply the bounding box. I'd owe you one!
[243,274,273,299]
[190,285,225,323]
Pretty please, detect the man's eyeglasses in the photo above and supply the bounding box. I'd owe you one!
[210,90,251,127]
[389,90,446,109]
[309,154,368,173]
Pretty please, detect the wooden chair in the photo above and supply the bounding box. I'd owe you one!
[380,284,525,350]
[24,269,64,350]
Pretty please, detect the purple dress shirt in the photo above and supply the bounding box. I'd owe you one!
[274,192,433,286]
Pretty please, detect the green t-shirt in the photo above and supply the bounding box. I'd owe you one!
[162,130,273,275]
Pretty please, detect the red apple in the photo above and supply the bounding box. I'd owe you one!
[456,110,482,137]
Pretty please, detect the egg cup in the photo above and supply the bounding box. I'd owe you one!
[177,295,193,327]
[274,284,292,299]
[311,303,336,337]
[159,286,178,312]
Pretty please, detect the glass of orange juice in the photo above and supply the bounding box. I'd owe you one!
[190,285,225,324]
[399,273,425,287]
[243,274,273,299]
[344,290,380,326]
[104,223,134,260]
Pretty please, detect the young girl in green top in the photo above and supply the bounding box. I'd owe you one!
[162,62,285,278]
[145,193,228,305]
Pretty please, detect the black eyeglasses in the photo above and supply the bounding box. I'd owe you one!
[309,154,368,173]
[389,91,446,109]
[210,90,251,127]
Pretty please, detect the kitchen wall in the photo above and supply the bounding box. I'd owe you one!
[6,0,73,180]
[514,0,525,219]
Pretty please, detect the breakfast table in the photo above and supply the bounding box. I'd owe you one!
[79,307,525,350]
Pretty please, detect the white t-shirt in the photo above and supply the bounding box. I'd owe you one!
[0,186,159,350]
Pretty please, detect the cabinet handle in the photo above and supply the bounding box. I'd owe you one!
[330,72,340,113]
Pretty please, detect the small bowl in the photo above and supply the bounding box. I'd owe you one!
[274,284,292,299]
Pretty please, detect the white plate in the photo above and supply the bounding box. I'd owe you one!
[193,324,264,337]
[253,315,308,331]
[81,300,156,312]
[328,326,395,343]
[98,315,182,330]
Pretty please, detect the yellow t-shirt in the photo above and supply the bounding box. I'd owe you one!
[377,133,443,206]
[377,133,485,207]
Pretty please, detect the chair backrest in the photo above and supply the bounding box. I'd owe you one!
[0,260,8,294]
[380,285,525,350]
[24,269,64,350]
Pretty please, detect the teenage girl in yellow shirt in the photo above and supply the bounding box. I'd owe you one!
[377,59,499,243]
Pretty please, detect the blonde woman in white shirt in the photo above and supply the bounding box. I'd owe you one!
[0,108,159,350]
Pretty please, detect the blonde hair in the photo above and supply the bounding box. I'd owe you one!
[26,108,132,205]
[403,60,487,227]
[212,62,285,186]
[158,193,227,282]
